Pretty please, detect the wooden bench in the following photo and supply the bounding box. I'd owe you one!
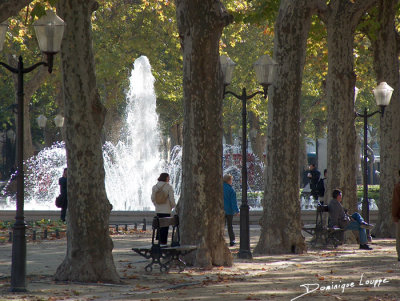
[302,202,344,248]
[132,215,197,273]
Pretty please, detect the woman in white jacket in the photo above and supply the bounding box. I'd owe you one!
[151,173,176,244]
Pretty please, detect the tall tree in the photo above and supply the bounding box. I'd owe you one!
[368,0,400,237]
[54,0,120,283]
[175,0,233,267]
[317,0,378,212]
[254,0,316,254]
[248,111,266,164]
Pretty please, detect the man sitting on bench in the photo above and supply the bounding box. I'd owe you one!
[328,189,373,250]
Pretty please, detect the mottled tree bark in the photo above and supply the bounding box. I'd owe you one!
[54,0,120,283]
[248,111,266,164]
[318,0,378,212]
[254,0,314,255]
[175,0,233,267]
[223,126,233,145]
[299,120,308,187]
[169,123,183,147]
[369,0,400,237]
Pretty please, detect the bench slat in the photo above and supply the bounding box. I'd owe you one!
[163,245,197,251]
[154,216,179,228]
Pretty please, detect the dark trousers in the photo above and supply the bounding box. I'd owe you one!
[60,198,68,222]
[60,207,67,222]
[157,213,171,244]
[225,214,235,243]
[311,191,319,201]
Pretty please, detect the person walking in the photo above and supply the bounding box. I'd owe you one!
[223,174,239,246]
[307,164,321,201]
[392,170,400,261]
[59,168,68,222]
[328,189,373,250]
[151,173,175,245]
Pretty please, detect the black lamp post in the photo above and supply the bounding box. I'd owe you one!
[355,82,393,236]
[220,54,277,259]
[0,11,65,292]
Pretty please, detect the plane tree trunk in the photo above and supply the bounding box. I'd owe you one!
[254,0,314,255]
[54,0,120,283]
[318,0,378,212]
[248,111,266,164]
[175,0,233,267]
[369,0,400,237]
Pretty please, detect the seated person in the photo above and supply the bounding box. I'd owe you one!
[328,189,373,250]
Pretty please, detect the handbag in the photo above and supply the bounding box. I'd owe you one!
[154,183,168,205]
[55,195,64,208]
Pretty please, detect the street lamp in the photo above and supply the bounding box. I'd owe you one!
[0,10,65,292]
[355,82,393,236]
[37,114,64,142]
[36,114,48,129]
[54,114,65,128]
[220,54,277,259]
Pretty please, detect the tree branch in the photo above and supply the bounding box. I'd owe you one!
[24,60,48,100]
[214,1,233,27]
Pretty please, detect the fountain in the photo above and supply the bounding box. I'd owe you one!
[1,56,166,211]
[102,55,164,210]
[0,54,266,212]
[0,55,375,214]
[167,143,265,210]
[0,142,66,210]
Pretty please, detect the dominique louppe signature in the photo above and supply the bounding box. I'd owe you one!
[291,273,390,301]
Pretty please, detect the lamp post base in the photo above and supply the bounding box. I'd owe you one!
[238,204,252,259]
[238,249,253,259]
[10,219,27,292]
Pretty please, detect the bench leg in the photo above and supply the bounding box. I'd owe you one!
[310,228,325,247]
[164,249,196,272]
[164,252,186,272]
[326,231,343,248]
[141,246,170,273]
[144,254,169,273]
